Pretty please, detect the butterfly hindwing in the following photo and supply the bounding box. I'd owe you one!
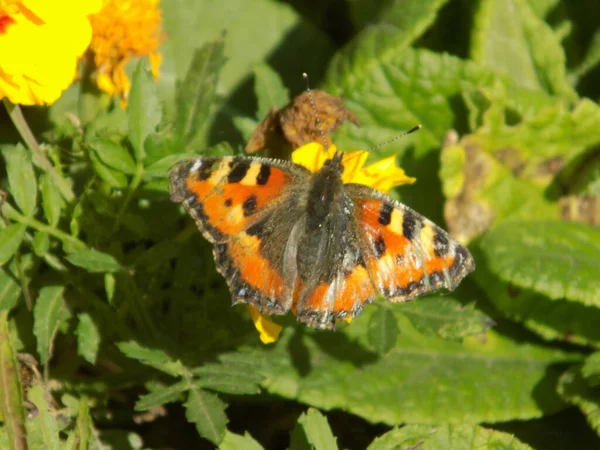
[346,184,475,301]
[170,156,310,313]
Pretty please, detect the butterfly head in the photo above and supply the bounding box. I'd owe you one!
[320,150,345,177]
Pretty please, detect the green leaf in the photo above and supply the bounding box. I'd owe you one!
[290,408,337,450]
[135,380,188,411]
[26,385,60,450]
[75,313,100,365]
[89,151,129,189]
[128,61,161,162]
[471,0,576,99]
[399,296,494,340]
[66,249,122,273]
[117,341,185,377]
[558,367,600,438]
[0,311,27,449]
[175,38,226,146]
[193,363,262,395]
[257,307,578,424]
[32,231,50,257]
[2,144,37,217]
[220,431,264,450]
[367,425,532,450]
[33,285,64,365]
[185,387,228,445]
[583,353,600,387]
[367,305,398,354]
[0,266,21,311]
[71,400,92,450]
[481,221,600,307]
[87,138,136,175]
[253,63,289,119]
[40,173,63,226]
[142,154,189,180]
[0,223,26,266]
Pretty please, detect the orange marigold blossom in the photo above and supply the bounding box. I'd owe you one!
[88,0,163,108]
[249,141,416,343]
[0,0,101,105]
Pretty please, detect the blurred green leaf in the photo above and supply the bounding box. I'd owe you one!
[399,296,494,340]
[0,311,27,449]
[89,151,129,188]
[32,231,50,257]
[0,266,21,311]
[367,305,398,354]
[220,431,264,450]
[128,61,161,162]
[117,341,185,377]
[66,249,122,273]
[185,387,228,445]
[368,424,532,450]
[175,38,226,147]
[481,221,600,307]
[33,285,64,365]
[257,308,579,424]
[558,367,600,438]
[71,400,92,450]
[26,384,60,450]
[87,138,136,175]
[0,224,26,266]
[471,0,576,99]
[584,353,600,387]
[2,144,37,217]
[193,361,263,395]
[40,173,63,227]
[135,380,188,411]
[289,408,337,450]
[75,313,100,365]
[253,63,289,120]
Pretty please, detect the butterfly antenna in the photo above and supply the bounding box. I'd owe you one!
[366,124,422,152]
[303,72,329,150]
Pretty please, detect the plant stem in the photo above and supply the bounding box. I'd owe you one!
[3,98,75,202]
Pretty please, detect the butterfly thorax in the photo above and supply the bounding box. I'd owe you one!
[305,153,345,232]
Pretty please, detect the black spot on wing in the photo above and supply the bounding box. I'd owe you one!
[224,198,232,207]
[374,235,386,258]
[433,230,450,257]
[246,217,266,237]
[242,195,258,216]
[378,203,393,225]
[196,159,216,181]
[402,209,421,242]
[256,165,271,185]
[228,160,250,183]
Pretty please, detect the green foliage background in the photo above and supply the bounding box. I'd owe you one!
[1,0,600,448]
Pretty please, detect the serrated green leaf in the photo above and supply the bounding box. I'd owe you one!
[219,431,264,450]
[128,61,161,162]
[399,296,494,340]
[257,307,578,425]
[75,313,100,365]
[193,365,262,395]
[89,151,128,188]
[40,173,63,226]
[0,223,26,266]
[117,341,185,376]
[367,306,398,354]
[135,380,188,411]
[32,231,50,257]
[0,311,27,449]
[0,266,21,311]
[253,63,288,119]
[33,285,64,365]
[558,367,600,438]
[175,38,226,146]
[66,249,122,273]
[2,144,37,217]
[368,425,531,450]
[26,385,60,450]
[471,0,576,100]
[481,221,600,307]
[87,138,136,175]
[290,408,337,450]
[185,387,228,445]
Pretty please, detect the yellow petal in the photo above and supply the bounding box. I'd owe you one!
[247,305,282,344]
[292,141,336,172]
[352,156,416,192]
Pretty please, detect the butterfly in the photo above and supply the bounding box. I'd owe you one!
[169,150,475,330]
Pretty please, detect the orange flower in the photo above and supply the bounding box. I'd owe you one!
[88,0,162,107]
[0,0,101,105]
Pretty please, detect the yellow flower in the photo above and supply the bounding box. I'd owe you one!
[0,0,101,105]
[249,141,416,341]
[89,0,163,107]
[292,142,416,192]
